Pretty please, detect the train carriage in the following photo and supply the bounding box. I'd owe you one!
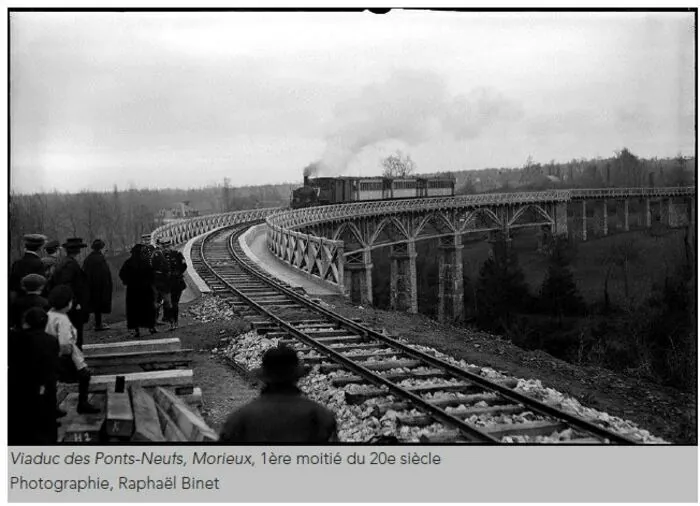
[291,173,455,208]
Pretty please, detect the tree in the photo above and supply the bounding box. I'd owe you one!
[381,150,416,177]
[475,234,530,330]
[539,237,584,324]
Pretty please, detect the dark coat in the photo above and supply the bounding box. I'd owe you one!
[10,252,45,295]
[8,328,59,445]
[166,250,188,293]
[82,251,113,314]
[119,254,156,329]
[10,293,50,329]
[49,256,90,312]
[219,385,338,443]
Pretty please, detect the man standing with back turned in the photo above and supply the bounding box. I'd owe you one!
[219,345,338,443]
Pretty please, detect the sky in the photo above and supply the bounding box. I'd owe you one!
[9,10,696,194]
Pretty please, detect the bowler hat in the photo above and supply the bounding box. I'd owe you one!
[62,237,87,250]
[44,239,60,252]
[253,345,308,385]
[21,273,47,292]
[92,239,106,250]
[23,234,47,248]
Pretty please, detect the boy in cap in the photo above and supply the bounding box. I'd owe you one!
[219,345,338,443]
[10,233,47,302]
[10,274,50,330]
[45,285,99,414]
[9,307,60,444]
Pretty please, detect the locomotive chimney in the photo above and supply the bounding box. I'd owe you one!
[304,175,309,186]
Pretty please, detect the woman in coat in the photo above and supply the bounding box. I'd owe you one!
[82,239,113,331]
[119,244,157,338]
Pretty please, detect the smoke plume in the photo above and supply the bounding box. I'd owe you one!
[314,69,522,176]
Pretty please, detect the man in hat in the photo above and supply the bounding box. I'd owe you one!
[161,238,187,330]
[42,239,61,281]
[50,238,90,349]
[82,239,113,331]
[10,234,47,302]
[10,274,50,329]
[152,238,172,326]
[219,345,338,443]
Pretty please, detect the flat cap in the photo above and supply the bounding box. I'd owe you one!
[23,234,47,247]
[45,239,60,251]
[21,273,47,292]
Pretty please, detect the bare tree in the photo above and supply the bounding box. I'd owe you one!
[381,150,416,177]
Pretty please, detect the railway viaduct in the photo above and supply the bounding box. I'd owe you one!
[151,187,695,324]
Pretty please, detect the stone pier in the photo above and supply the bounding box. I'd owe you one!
[581,200,588,241]
[390,240,418,313]
[593,200,608,236]
[343,249,373,306]
[645,198,652,228]
[437,234,464,323]
[617,200,629,232]
[554,201,568,237]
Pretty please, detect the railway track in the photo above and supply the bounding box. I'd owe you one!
[190,222,637,445]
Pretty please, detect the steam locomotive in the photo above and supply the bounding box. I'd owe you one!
[291,175,456,209]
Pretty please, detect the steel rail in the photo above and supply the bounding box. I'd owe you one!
[198,224,501,442]
[224,222,638,445]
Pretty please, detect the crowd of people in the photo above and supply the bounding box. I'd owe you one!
[8,232,187,444]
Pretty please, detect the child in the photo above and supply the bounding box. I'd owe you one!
[11,273,50,330]
[45,285,100,415]
[9,307,59,444]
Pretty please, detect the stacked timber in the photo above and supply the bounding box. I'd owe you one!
[57,337,217,443]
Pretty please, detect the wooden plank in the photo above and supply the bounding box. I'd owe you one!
[82,338,182,357]
[87,349,193,373]
[105,391,135,439]
[155,403,188,442]
[179,387,203,408]
[130,386,166,442]
[487,421,570,439]
[60,369,194,393]
[153,387,218,442]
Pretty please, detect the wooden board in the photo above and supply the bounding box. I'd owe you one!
[59,393,106,443]
[130,386,166,442]
[155,402,188,442]
[105,391,135,439]
[59,369,194,394]
[87,349,193,374]
[82,338,182,357]
[153,387,218,442]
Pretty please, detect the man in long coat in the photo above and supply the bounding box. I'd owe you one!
[10,234,47,303]
[219,345,338,443]
[82,239,113,331]
[119,244,157,338]
[49,238,90,349]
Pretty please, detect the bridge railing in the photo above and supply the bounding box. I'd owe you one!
[570,186,696,199]
[151,207,283,246]
[267,190,573,230]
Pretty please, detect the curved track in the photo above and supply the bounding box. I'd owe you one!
[191,222,637,445]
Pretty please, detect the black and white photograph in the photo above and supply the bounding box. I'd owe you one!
[8,8,696,450]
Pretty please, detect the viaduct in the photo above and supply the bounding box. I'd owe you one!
[152,187,695,323]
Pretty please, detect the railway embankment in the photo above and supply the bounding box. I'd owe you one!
[181,293,691,444]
